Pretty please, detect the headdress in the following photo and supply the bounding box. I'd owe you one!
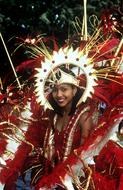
[34,47,98,110]
[34,35,122,110]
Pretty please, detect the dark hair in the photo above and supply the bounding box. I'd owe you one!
[48,86,83,116]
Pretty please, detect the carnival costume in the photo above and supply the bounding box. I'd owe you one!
[0,7,123,190]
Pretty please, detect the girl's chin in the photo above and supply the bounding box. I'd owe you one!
[57,103,66,107]
[57,101,67,107]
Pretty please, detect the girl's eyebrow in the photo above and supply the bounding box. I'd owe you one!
[59,86,68,90]
[59,84,70,87]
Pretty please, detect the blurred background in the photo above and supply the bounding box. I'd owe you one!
[0,0,122,86]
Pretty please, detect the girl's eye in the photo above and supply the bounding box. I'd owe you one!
[60,87,67,92]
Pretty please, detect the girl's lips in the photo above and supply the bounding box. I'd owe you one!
[56,98,65,104]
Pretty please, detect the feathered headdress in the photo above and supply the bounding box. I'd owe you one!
[33,33,123,110]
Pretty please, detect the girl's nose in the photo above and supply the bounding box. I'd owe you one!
[57,89,62,97]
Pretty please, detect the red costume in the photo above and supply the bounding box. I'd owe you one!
[0,6,123,190]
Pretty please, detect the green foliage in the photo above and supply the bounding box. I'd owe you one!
[0,0,120,40]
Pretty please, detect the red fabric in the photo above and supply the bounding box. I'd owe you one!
[119,174,123,190]
[92,172,117,190]
[95,141,123,177]
[54,124,81,158]
[92,141,123,190]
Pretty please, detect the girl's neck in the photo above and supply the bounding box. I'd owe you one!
[63,101,72,115]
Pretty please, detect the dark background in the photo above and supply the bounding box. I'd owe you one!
[0,0,121,86]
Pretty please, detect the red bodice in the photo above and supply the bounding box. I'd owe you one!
[54,124,82,158]
[42,105,90,163]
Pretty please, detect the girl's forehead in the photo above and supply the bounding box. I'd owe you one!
[53,83,73,89]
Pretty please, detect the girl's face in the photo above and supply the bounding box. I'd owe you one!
[52,83,77,108]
